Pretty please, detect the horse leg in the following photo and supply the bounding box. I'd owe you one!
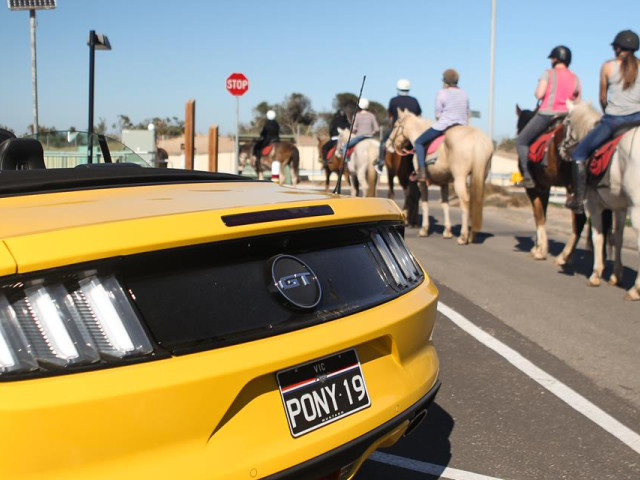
[358,164,368,198]
[440,184,452,239]
[556,212,587,266]
[625,205,640,300]
[586,191,605,287]
[387,168,395,199]
[452,176,470,245]
[418,181,430,237]
[608,209,626,286]
[533,189,550,260]
[325,168,330,193]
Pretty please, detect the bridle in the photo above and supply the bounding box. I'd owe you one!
[559,115,578,160]
[388,115,409,152]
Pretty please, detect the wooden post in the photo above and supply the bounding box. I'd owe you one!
[208,125,219,172]
[184,99,195,170]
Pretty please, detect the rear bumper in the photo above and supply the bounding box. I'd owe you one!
[265,380,441,480]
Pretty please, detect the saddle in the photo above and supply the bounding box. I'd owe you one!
[261,144,274,156]
[345,146,355,158]
[426,135,445,156]
[528,120,564,164]
[588,134,625,180]
[326,146,336,160]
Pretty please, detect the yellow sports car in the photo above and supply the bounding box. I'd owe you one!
[0,131,440,480]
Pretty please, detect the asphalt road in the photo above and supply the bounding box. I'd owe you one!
[348,187,640,479]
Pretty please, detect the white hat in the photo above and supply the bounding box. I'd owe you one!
[396,79,411,91]
[358,98,369,110]
[266,110,276,120]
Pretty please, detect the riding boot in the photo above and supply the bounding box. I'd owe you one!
[516,157,536,189]
[565,162,586,213]
[417,166,427,182]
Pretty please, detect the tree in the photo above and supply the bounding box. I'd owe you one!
[278,92,316,136]
[95,117,108,135]
[332,92,358,121]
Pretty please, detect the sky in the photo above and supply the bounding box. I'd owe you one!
[1,0,639,140]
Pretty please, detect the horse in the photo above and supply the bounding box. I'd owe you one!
[385,149,419,224]
[238,141,300,187]
[563,99,640,301]
[515,105,591,263]
[335,129,379,198]
[316,136,349,192]
[386,110,493,244]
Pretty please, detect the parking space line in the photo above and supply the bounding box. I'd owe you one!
[437,302,640,455]
[369,452,504,480]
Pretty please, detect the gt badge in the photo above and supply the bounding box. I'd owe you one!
[269,255,322,310]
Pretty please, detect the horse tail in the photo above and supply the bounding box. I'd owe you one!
[291,145,300,171]
[469,135,492,232]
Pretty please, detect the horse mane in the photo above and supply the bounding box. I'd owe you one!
[569,101,602,140]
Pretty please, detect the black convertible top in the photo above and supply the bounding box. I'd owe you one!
[0,166,253,197]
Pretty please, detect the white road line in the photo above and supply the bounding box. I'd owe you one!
[369,452,504,480]
[437,302,640,455]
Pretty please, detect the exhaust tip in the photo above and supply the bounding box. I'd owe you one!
[404,409,428,437]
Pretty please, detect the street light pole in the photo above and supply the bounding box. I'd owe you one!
[88,30,96,163]
[29,9,38,135]
[488,0,497,145]
[86,30,111,163]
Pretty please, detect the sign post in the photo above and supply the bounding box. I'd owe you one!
[226,73,249,174]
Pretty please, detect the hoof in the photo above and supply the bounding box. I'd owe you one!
[588,275,601,287]
[418,227,429,237]
[555,255,567,266]
[533,252,547,261]
[388,191,395,199]
[457,236,469,245]
[608,275,619,286]
[443,229,453,239]
[624,289,640,301]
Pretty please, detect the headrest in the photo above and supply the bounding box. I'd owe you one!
[0,129,17,146]
[0,138,46,170]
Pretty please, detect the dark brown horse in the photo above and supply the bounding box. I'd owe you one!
[516,105,588,263]
[316,136,349,192]
[385,150,419,224]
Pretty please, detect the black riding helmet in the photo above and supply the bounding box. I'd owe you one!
[612,30,639,52]
[548,46,572,66]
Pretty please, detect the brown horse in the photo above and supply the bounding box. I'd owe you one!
[239,141,300,186]
[316,136,349,192]
[515,105,587,263]
[385,150,419,223]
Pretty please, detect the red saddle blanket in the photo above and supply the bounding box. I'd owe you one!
[345,146,355,158]
[325,146,336,161]
[589,134,624,177]
[528,124,563,163]
[427,135,445,155]
[261,144,274,156]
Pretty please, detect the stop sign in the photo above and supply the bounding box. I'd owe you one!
[226,73,249,96]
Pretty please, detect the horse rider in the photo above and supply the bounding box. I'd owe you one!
[516,46,581,189]
[322,109,350,168]
[253,110,280,161]
[343,98,379,154]
[375,78,422,175]
[413,69,469,181]
[566,30,640,212]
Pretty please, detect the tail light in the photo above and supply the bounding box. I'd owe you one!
[0,273,153,379]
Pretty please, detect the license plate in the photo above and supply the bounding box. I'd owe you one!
[277,349,371,438]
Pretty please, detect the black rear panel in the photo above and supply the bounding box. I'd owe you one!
[122,223,422,355]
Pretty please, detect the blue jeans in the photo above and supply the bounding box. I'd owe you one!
[572,111,640,163]
[415,128,444,169]
[377,130,391,167]
[343,135,370,155]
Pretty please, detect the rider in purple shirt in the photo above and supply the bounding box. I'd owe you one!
[414,69,469,180]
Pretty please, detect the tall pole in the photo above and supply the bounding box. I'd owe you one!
[488,0,496,145]
[235,96,239,175]
[87,30,96,163]
[29,9,38,135]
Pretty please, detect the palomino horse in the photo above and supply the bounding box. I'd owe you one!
[563,100,640,301]
[515,105,589,263]
[335,129,379,197]
[239,141,300,186]
[316,136,349,192]
[387,110,493,244]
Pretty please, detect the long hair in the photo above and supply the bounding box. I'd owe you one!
[619,50,639,90]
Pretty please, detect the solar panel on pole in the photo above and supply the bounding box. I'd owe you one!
[7,0,56,10]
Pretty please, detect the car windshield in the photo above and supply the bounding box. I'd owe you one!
[25,131,150,168]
